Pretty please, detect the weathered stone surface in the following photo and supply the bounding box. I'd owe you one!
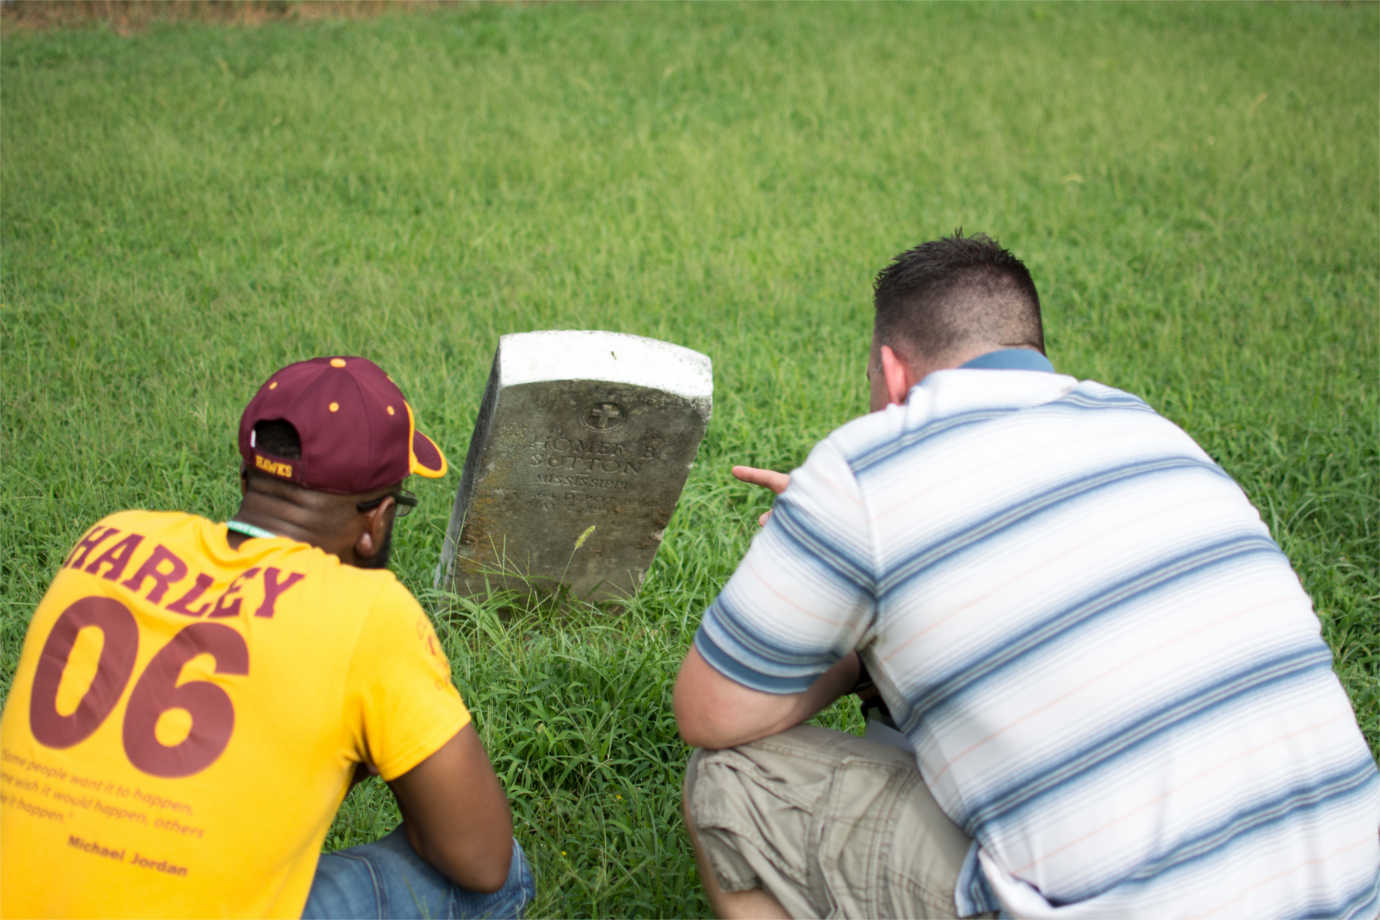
[435,330,713,603]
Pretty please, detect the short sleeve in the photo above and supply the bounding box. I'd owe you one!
[694,436,876,694]
[345,584,471,781]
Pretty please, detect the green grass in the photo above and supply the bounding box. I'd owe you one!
[3,3,1377,916]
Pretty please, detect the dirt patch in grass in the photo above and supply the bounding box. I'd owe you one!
[1,0,469,35]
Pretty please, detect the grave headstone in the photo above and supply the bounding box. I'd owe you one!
[435,330,713,603]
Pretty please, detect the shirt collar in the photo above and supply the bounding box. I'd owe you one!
[958,348,1055,373]
[226,520,281,540]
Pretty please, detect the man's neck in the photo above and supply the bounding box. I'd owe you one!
[228,494,325,554]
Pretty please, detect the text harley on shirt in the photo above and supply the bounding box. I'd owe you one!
[62,524,305,621]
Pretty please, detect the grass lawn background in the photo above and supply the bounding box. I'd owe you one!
[2,2,1376,915]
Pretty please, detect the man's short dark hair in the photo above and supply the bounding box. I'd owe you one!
[253,419,301,459]
[873,231,1044,362]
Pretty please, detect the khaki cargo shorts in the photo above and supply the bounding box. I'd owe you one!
[684,724,992,919]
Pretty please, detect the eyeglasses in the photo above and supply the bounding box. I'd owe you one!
[356,489,418,518]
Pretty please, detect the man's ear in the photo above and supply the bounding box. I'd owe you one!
[879,344,916,406]
[353,498,391,560]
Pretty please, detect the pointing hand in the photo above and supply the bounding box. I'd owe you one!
[731,465,790,526]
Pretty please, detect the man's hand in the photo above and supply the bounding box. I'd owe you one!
[731,465,790,526]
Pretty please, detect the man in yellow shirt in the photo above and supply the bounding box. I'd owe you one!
[1,356,534,918]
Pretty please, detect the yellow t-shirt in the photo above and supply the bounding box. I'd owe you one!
[0,510,470,918]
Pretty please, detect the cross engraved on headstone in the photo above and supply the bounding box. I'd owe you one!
[435,330,713,604]
[587,402,624,430]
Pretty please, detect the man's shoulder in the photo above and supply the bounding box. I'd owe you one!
[327,561,418,607]
[812,372,1194,493]
[95,507,210,530]
[915,366,1115,417]
[75,508,221,558]
[85,508,421,613]
[263,543,419,610]
[820,370,1116,456]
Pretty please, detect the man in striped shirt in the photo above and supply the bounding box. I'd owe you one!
[674,233,1379,919]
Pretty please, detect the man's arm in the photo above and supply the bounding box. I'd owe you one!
[386,724,514,892]
[673,645,861,750]
[676,460,866,748]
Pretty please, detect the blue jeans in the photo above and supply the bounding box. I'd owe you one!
[303,827,534,919]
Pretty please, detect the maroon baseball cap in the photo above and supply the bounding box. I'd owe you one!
[238,356,447,494]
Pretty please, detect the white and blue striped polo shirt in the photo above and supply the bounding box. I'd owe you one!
[695,351,1380,919]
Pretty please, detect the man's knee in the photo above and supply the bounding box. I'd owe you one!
[484,838,536,919]
[304,832,535,919]
[678,730,843,910]
[678,727,978,919]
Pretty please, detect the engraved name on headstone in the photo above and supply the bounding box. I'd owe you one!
[436,330,713,603]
